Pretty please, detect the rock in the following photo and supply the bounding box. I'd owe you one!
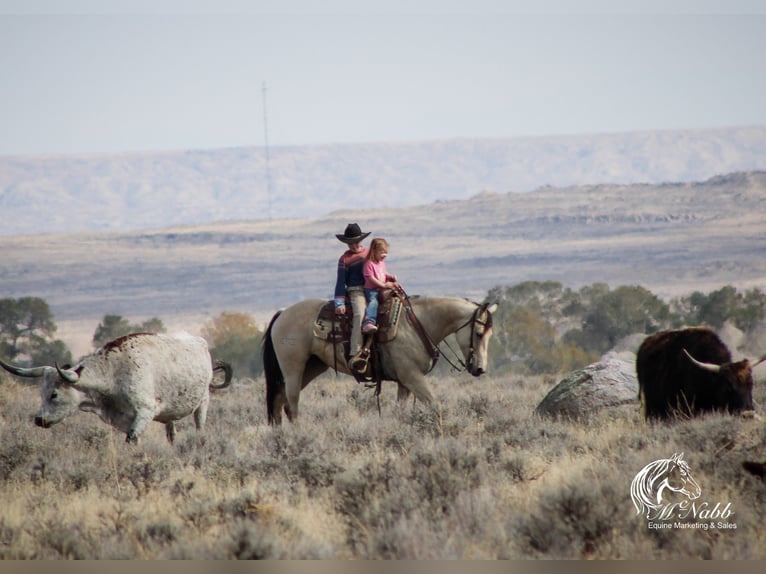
[535,359,639,420]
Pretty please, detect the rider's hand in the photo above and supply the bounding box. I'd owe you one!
[335,305,347,315]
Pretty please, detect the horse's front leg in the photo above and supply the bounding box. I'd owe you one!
[396,373,435,405]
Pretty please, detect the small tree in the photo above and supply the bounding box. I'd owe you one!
[578,285,671,354]
[0,297,71,366]
[486,282,674,375]
[29,339,73,367]
[92,314,166,349]
[677,286,766,332]
[201,312,264,379]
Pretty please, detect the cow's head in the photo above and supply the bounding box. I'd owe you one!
[683,349,765,413]
[0,358,86,428]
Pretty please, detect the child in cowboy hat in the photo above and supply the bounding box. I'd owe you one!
[334,223,371,358]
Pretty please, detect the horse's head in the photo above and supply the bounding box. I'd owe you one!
[455,302,497,377]
[631,452,702,517]
[662,452,701,501]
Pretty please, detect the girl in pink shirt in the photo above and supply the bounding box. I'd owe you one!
[362,238,398,333]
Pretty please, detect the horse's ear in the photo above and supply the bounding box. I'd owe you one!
[487,303,498,314]
[671,452,684,462]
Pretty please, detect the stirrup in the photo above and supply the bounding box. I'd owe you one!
[351,357,368,374]
[350,349,369,374]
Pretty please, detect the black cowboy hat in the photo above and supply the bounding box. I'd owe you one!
[336,223,371,244]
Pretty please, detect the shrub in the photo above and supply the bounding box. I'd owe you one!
[514,472,622,558]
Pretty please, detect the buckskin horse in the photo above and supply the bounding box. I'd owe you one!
[262,293,497,424]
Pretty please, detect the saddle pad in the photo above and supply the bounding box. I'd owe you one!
[376,295,403,343]
[313,301,346,342]
[312,293,403,343]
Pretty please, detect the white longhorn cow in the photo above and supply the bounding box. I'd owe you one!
[0,332,232,443]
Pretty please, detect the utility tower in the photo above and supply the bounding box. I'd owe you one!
[262,81,273,221]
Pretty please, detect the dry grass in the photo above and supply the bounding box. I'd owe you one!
[0,368,765,559]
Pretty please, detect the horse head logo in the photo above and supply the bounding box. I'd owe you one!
[630,452,702,519]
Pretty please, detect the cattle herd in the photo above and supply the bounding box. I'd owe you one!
[0,324,764,445]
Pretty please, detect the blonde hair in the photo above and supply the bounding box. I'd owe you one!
[366,238,390,262]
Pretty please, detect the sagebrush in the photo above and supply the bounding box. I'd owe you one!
[0,367,764,559]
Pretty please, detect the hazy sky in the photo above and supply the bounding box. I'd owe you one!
[2,0,765,155]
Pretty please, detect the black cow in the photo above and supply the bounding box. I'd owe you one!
[636,327,764,420]
[742,461,766,481]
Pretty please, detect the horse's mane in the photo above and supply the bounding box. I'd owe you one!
[630,453,686,517]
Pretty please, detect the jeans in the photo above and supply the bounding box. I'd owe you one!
[364,288,380,325]
[347,287,366,354]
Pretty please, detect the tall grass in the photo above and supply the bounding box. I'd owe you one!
[0,369,764,559]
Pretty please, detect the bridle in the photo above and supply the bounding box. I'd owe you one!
[397,287,493,374]
[449,301,494,374]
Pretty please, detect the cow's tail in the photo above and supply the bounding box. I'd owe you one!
[211,359,233,390]
[263,310,284,424]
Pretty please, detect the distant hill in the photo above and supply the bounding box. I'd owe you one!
[2,170,764,336]
[1,126,766,235]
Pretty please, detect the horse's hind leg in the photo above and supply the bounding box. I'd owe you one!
[302,355,329,389]
[270,392,287,425]
[279,358,308,423]
[283,357,329,422]
[284,372,302,422]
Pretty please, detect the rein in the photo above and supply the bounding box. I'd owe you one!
[438,302,493,373]
[395,287,441,369]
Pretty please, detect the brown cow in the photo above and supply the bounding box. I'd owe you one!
[742,461,766,481]
[636,327,765,420]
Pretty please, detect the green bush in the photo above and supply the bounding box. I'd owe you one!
[0,297,71,366]
[485,281,760,376]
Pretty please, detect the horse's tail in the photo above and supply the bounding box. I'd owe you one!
[262,310,284,424]
[210,359,233,391]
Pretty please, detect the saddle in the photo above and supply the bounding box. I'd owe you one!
[312,288,404,382]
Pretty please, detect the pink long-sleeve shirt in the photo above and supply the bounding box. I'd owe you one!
[363,259,393,290]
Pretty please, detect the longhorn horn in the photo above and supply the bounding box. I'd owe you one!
[683,349,721,373]
[750,354,766,369]
[55,362,80,384]
[0,357,48,378]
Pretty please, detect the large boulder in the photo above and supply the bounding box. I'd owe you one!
[535,359,639,420]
